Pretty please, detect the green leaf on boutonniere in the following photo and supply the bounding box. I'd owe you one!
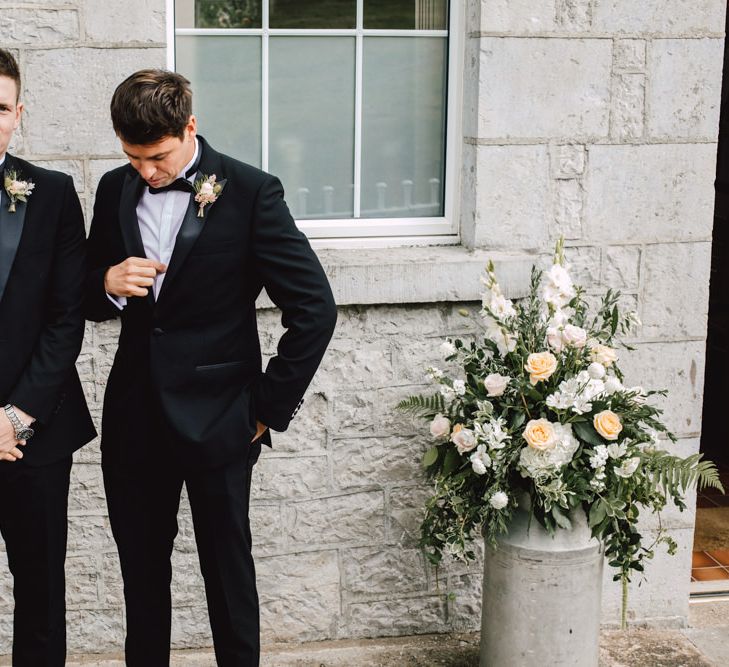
[573,420,605,447]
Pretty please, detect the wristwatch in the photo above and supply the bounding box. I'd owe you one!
[3,405,34,440]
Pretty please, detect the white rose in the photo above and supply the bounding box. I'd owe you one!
[440,340,456,357]
[603,375,624,395]
[590,342,617,367]
[615,457,640,478]
[451,425,477,454]
[200,181,215,195]
[587,362,606,380]
[471,456,487,475]
[453,380,466,396]
[546,326,564,352]
[429,414,451,439]
[562,324,587,348]
[489,491,509,510]
[484,373,510,397]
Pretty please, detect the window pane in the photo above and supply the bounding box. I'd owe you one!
[270,0,356,29]
[361,37,447,218]
[269,37,355,219]
[176,36,262,167]
[175,0,262,29]
[364,0,448,30]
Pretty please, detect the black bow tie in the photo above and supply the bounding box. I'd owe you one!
[148,147,202,195]
[148,178,195,195]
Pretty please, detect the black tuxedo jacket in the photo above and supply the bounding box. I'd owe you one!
[85,137,337,468]
[0,154,96,466]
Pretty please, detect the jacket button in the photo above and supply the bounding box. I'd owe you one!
[152,327,164,336]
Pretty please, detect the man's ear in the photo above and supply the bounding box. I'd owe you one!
[13,101,23,131]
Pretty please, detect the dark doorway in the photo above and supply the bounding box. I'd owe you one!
[691,4,729,591]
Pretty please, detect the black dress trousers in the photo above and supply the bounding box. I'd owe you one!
[102,407,263,667]
[0,455,73,667]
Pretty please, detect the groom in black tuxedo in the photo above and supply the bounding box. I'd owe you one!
[0,48,96,665]
[85,70,336,666]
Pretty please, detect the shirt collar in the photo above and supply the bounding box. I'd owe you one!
[0,153,5,169]
[179,138,199,182]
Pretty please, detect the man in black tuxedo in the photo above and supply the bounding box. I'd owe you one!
[85,70,336,666]
[0,48,96,665]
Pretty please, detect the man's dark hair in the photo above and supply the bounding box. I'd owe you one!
[0,49,21,102]
[110,69,193,145]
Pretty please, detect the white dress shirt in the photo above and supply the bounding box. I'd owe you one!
[109,138,199,308]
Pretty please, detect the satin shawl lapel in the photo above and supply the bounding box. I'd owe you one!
[119,170,154,307]
[0,155,29,305]
[156,139,224,304]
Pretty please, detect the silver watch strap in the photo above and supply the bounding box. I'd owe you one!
[3,404,28,434]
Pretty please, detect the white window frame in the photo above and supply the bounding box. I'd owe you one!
[167,0,463,247]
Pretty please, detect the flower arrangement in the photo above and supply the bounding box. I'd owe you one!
[4,169,35,213]
[193,173,225,217]
[398,239,723,627]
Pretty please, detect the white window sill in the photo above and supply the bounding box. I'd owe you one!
[256,245,536,308]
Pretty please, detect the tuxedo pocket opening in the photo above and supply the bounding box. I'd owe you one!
[195,360,251,372]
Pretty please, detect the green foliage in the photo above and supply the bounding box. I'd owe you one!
[396,238,724,628]
[396,393,445,417]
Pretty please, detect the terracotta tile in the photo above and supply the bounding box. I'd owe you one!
[707,550,729,566]
[691,567,729,581]
[693,551,720,567]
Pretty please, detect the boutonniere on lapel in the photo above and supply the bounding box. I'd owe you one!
[193,173,225,218]
[3,170,35,213]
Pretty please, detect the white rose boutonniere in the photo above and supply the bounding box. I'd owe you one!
[4,170,35,213]
[193,173,225,218]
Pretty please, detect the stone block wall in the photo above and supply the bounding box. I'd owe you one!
[0,0,724,654]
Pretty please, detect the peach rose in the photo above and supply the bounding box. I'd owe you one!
[593,410,623,441]
[524,351,558,385]
[523,418,557,451]
[589,342,617,367]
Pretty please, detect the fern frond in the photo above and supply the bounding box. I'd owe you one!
[397,393,445,416]
[647,452,725,496]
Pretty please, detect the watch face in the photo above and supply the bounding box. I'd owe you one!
[17,427,34,440]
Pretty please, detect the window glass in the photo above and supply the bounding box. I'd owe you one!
[364,0,448,30]
[269,37,355,219]
[270,0,356,29]
[361,37,447,218]
[176,0,263,28]
[176,36,263,166]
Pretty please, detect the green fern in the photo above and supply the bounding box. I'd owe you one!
[647,452,724,495]
[397,393,445,416]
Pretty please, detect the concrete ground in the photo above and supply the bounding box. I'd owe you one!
[3,599,728,666]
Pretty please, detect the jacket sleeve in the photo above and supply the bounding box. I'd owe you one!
[8,176,87,424]
[251,175,337,432]
[84,172,123,322]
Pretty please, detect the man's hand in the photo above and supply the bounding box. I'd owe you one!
[105,257,166,298]
[251,420,268,443]
[0,411,25,462]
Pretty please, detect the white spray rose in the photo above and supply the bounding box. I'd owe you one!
[453,380,466,396]
[587,362,606,380]
[603,375,624,395]
[484,373,510,397]
[451,426,477,454]
[562,324,587,348]
[429,414,451,439]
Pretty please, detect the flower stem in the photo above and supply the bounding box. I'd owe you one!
[520,392,532,420]
[621,575,628,630]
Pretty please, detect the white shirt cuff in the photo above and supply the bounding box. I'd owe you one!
[107,293,127,310]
